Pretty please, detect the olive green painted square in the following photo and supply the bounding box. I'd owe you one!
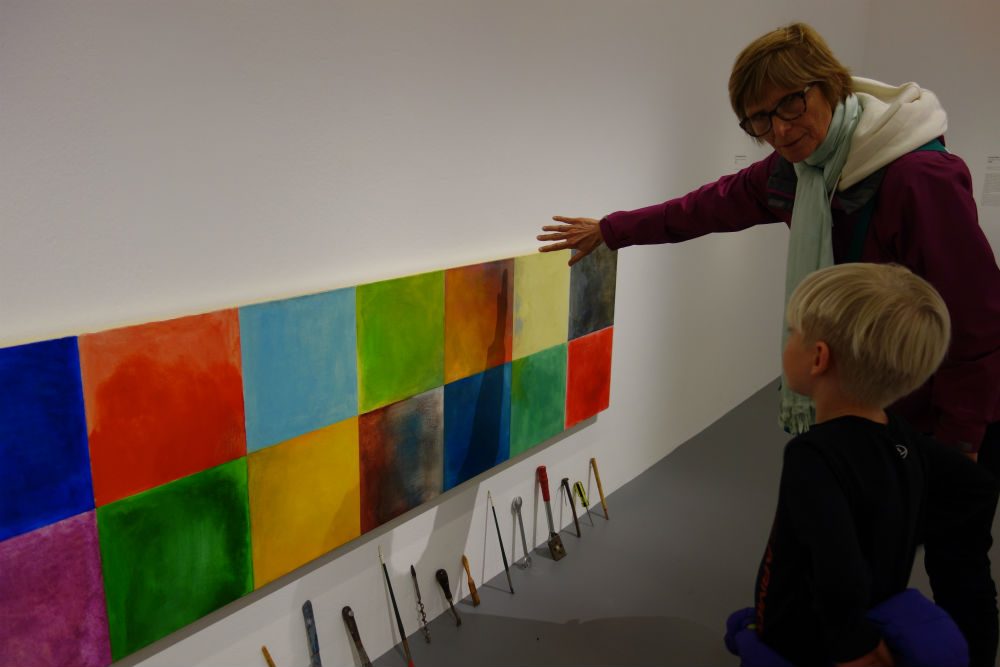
[510,343,567,457]
[97,459,252,660]
[357,271,445,412]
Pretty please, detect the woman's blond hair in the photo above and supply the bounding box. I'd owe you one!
[786,263,951,408]
[729,22,853,128]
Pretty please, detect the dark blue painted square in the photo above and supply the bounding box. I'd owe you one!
[0,337,94,540]
[443,363,511,491]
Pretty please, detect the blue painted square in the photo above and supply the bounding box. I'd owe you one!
[443,363,511,491]
[0,337,94,541]
[240,288,358,452]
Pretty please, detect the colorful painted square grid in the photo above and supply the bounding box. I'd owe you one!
[0,247,616,665]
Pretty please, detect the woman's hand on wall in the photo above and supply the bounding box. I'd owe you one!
[538,216,604,266]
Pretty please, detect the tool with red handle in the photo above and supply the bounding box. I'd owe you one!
[536,466,566,560]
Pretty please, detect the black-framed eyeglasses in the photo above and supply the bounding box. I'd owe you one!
[739,84,814,137]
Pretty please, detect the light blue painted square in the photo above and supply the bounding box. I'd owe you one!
[240,288,358,452]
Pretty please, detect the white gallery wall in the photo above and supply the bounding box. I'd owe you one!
[863,0,1000,253]
[0,1,923,665]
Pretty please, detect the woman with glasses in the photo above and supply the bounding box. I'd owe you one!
[538,20,1000,667]
[539,22,999,467]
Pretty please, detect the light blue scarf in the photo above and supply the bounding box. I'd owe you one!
[779,95,861,434]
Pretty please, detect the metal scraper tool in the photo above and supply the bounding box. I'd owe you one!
[536,465,566,560]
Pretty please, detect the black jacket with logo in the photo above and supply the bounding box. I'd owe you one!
[755,414,998,666]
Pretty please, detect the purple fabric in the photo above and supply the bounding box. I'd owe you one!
[725,607,795,667]
[0,511,111,667]
[601,149,1000,449]
[867,588,969,667]
[726,589,969,667]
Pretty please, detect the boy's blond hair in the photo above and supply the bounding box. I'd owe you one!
[786,263,951,408]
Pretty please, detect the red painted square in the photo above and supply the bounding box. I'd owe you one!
[565,326,613,428]
[79,311,246,506]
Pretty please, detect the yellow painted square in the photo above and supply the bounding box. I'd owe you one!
[513,251,571,359]
[248,418,360,587]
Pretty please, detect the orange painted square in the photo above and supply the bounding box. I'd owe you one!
[565,326,613,428]
[79,311,247,506]
[444,260,513,383]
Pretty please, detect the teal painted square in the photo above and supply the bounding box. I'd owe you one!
[240,288,358,452]
[97,459,253,660]
[510,344,567,457]
[357,272,445,413]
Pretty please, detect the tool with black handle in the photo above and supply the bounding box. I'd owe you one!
[435,568,462,626]
[536,466,566,560]
[378,546,415,667]
[488,491,514,592]
[341,606,374,667]
[574,480,595,526]
[409,565,431,643]
[561,477,582,537]
[302,600,322,667]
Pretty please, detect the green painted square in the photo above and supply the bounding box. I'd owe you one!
[510,343,567,457]
[357,271,445,412]
[97,459,252,660]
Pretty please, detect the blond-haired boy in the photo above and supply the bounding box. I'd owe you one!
[750,263,998,666]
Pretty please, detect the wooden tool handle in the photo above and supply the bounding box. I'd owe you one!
[461,555,480,605]
[591,457,609,519]
[537,465,551,501]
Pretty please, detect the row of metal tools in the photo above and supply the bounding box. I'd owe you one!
[261,457,609,667]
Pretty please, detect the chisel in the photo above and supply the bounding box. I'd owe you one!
[536,466,566,560]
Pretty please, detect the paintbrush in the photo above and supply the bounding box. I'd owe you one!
[488,491,514,593]
[378,546,415,667]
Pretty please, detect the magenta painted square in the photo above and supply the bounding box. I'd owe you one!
[0,511,111,667]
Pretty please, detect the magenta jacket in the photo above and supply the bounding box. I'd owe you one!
[600,148,1000,450]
